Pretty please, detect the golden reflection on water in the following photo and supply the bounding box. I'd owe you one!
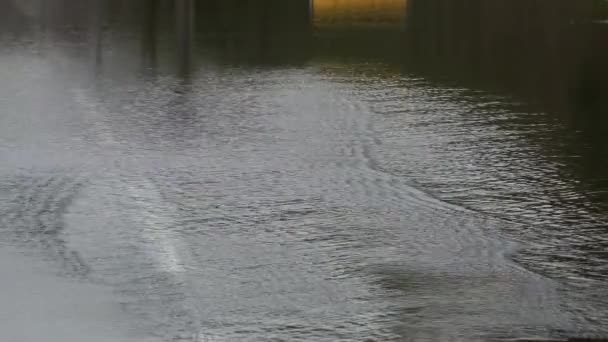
[312,0,408,28]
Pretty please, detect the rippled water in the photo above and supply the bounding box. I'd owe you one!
[1,1,608,341]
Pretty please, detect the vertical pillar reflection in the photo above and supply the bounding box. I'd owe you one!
[90,0,103,68]
[142,0,159,73]
[175,0,195,77]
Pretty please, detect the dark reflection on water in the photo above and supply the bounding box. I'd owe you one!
[196,0,312,66]
[405,0,608,120]
[2,0,608,341]
[402,0,608,280]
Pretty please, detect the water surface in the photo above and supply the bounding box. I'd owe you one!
[1,1,608,341]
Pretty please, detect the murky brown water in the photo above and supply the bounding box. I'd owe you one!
[1,1,608,341]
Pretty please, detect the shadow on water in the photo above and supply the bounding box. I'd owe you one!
[0,1,29,34]
[404,0,608,218]
[401,0,608,275]
[195,0,312,66]
[404,0,608,123]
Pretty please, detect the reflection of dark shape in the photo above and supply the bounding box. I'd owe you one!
[195,0,313,66]
[27,0,313,69]
[0,1,30,33]
[175,0,194,76]
[313,28,405,63]
[141,0,160,72]
[39,0,95,30]
[88,0,104,73]
[404,0,608,120]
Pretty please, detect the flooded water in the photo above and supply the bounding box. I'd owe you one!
[1,1,608,341]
